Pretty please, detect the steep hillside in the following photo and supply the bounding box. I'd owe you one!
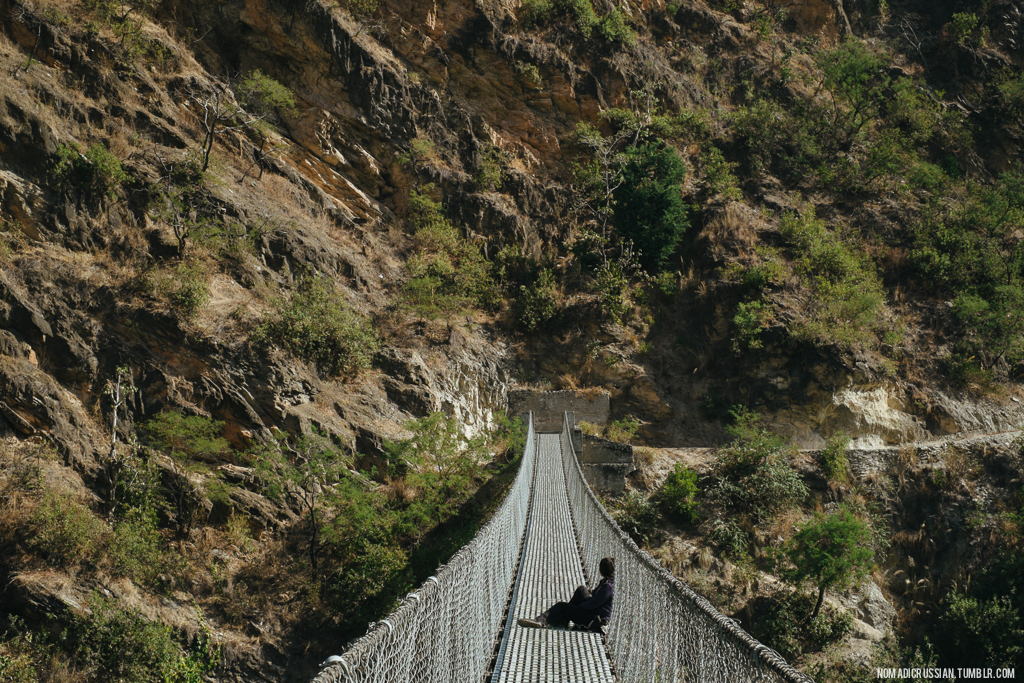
[1,0,1023,678]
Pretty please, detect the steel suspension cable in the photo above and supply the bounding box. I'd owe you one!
[557,412,814,683]
[311,414,538,683]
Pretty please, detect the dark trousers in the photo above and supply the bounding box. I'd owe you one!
[543,585,596,629]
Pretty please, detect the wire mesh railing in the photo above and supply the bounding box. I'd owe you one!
[311,408,812,683]
[558,411,814,683]
[311,413,537,683]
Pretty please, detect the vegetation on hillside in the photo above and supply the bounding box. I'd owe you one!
[0,412,525,680]
[1,0,1023,680]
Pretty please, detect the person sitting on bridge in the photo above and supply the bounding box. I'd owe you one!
[517,557,614,632]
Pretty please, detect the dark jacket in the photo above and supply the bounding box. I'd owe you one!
[579,577,614,622]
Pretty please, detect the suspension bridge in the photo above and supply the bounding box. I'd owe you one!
[311,412,813,683]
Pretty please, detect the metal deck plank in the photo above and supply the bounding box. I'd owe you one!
[492,434,615,683]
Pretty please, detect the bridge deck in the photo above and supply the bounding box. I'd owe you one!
[491,433,615,683]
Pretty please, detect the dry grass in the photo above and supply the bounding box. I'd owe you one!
[762,506,807,546]
[633,446,655,468]
[382,476,417,504]
[699,203,761,257]
[891,525,936,565]
[555,372,581,390]
[940,445,980,490]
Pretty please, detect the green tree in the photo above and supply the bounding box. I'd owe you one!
[612,141,689,273]
[253,428,350,576]
[385,413,485,527]
[656,463,700,525]
[784,505,874,620]
[815,38,889,148]
[189,70,296,172]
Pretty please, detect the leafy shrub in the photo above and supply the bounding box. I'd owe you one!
[597,8,636,44]
[732,300,773,352]
[516,268,559,332]
[144,412,231,463]
[780,209,887,349]
[493,412,527,462]
[699,146,742,201]
[911,188,1015,294]
[710,408,807,522]
[709,518,748,557]
[947,12,986,47]
[730,96,787,175]
[31,490,104,567]
[933,445,980,491]
[806,606,854,649]
[168,261,210,321]
[385,413,487,528]
[51,143,129,199]
[612,491,658,545]
[253,429,352,575]
[997,71,1024,120]
[912,171,1024,366]
[604,416,641,443]
[492,245,538,294]
[954,287,1024,366]
[612,141,689,273]
[936,594,1022,667]
[657,464,700,525]
[253,275,379,376]
[236,69,298,119]
[325,541,409,626]
[520,0,554,27]
[71,596,218,683]
[475,144,506,191]
[514,61,543,88]
[404,189,499,314]
[820,432,851,483]
[398,136,438,166]
[934,550,1024,668]
[593,261,633,324]
[561,0,599,35]
[84,0,155,59]
[750,591,853,660]
[107,508,165,584]
[815,38,889,146]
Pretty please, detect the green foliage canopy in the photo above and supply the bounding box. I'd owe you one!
[934,550,1024,669]
[385,412,485,527]
[780,209,887,349]
[784,505,874,619]
[710,408,807,523]
[656,463,700,525]
[144,412,231,463]
[612,141,689,273]
[404,189,499,313]
[253,275,380,377]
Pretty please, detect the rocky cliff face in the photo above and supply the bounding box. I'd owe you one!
[2,0,1024,677]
